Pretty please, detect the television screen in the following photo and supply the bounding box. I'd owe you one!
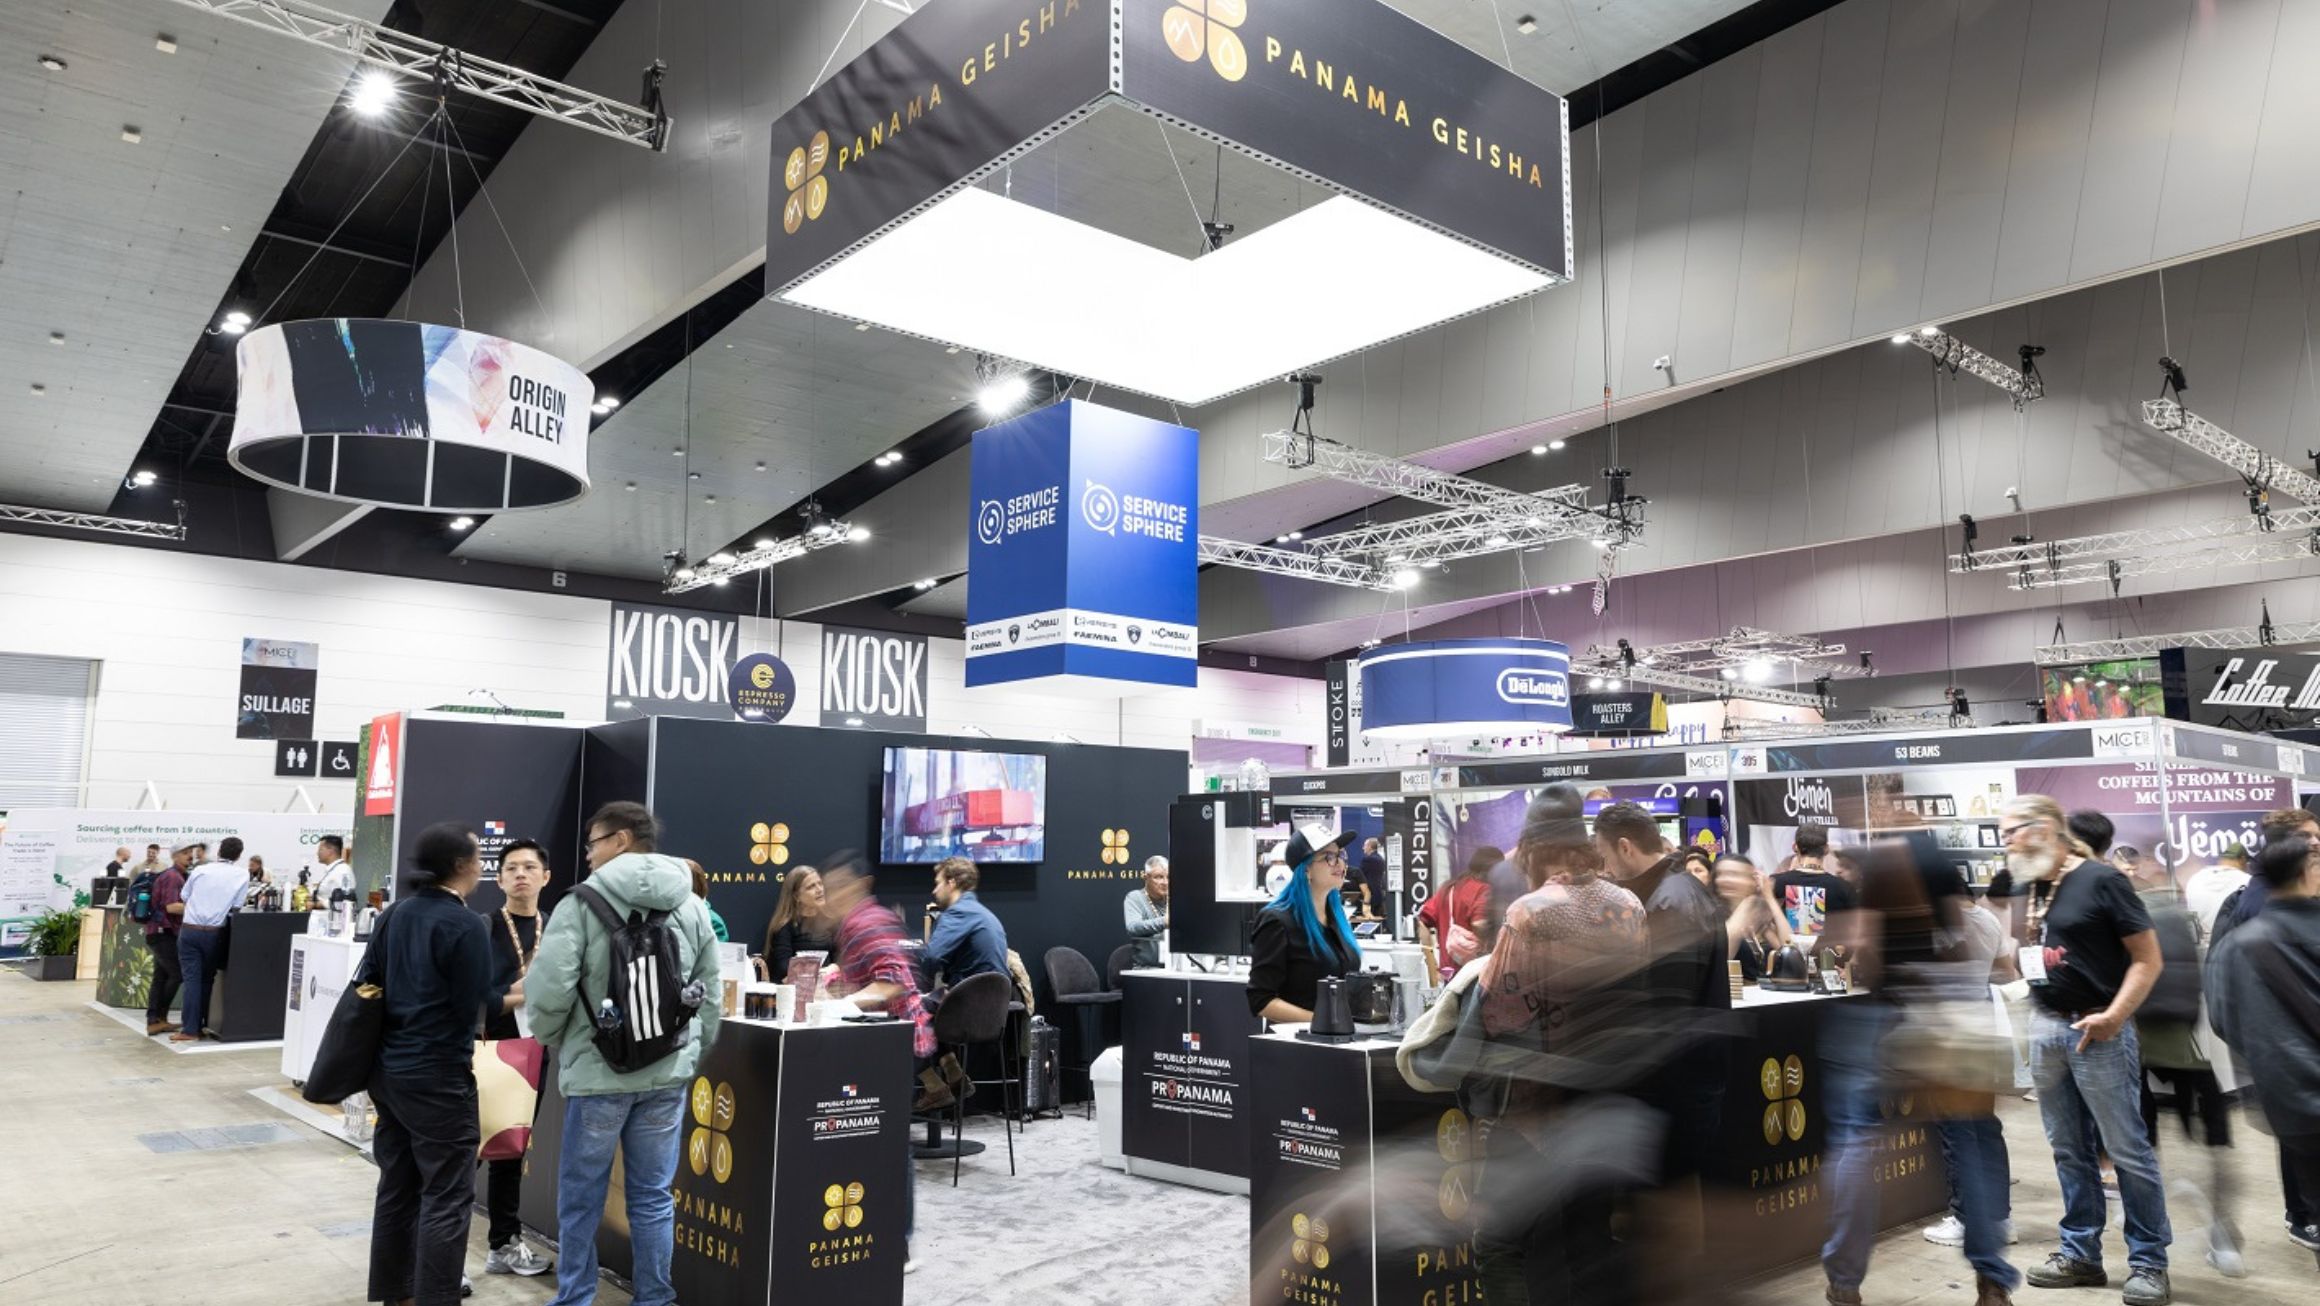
[879,747,1048,863]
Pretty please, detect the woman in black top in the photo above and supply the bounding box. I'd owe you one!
[365,822,491,1306]
[763,866,835,976]
[1245,827,1363,1021]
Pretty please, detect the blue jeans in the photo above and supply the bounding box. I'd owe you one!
[1937,1114,2020,1288]
[548,1086,686,1306]
[176,928,224,1037]
[1820,1001,1895,1292]
[2030,1008,2172,1271]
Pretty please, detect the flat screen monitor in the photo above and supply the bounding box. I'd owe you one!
[879,747,1048,864]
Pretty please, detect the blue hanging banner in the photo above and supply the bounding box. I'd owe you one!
[728,653,799,724]
[1356,638,1574,739]
[965,400,1199,690]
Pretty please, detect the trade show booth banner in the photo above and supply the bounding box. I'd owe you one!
[388,716,584,916]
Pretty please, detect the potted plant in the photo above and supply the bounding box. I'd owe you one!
[25,907,84,981]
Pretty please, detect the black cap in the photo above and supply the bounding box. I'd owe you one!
[1517,782,1590,850]
[1281,823,1358,870]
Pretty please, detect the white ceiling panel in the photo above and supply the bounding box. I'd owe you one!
[1383,0,1759,95]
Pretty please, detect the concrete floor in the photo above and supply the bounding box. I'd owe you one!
[4,967,2315,1305]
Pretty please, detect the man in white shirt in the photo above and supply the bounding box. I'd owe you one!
[311,834,355,905]
[173,835,252,1042]
[2184,844,2251,949]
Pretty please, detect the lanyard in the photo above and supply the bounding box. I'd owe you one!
[502,911,538,977]
[2023,861,2077,945]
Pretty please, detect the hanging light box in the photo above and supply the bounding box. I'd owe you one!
[1357,637,1575,740]
[228,320,592,511]
[763,0,1574,407]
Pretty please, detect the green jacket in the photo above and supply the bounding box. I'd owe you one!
[525,852,723,1096]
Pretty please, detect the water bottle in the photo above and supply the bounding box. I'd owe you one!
[594,997,623,1032]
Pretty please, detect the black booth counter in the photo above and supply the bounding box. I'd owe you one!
[1246,989,1947,1303]
[1120,969,1266,1194]
[521,1017,915,1305]
[209,910,308,1042]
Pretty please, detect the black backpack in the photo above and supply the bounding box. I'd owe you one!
[126,870,160,923]
[572,883,699,1073]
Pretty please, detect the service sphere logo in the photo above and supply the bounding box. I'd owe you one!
[1080,481,1119,536]
[1163,0,1248,81]
[781,130,833,235]
[975,499,1006,546]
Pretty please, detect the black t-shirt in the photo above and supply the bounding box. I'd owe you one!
[483,907,544,1041]
[2019,861,2153,1015]
[1856,833,1969,984]
[1770,867,1857,934]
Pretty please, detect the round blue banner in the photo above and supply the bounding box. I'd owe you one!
[1356,638,1573,739]
[730,653,798,724]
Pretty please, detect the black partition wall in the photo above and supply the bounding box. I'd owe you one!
[634,717,1188,1013]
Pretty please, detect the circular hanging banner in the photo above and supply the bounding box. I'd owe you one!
[1356,637,1574,740]
[730,653,799,724]
[228,319,591,511]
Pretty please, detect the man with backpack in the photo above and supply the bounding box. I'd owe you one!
[136,844,193,1034]
[525,801,721,1306]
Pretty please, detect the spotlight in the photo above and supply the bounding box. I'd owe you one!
[752,537,775,550]
[1487,534,1511,547]
[711,576,728,587]
[1530,444,1547,455]
[1275,535,1291,544]
[875,451,903,466]
[128,469,157,488]
[1587,676,1605,690]
[1384,553,1407,564]
[707,552,736,566]
[1515,14,1538,35]
[673,566,696,582]
[847,525,871,543]
[349,71,396,117]
[1548,439,1566,451]
[447,516,474,531]
[845,717,865,726]
[914,578,937,590]
[1918,325,1939,338]
[976,372,1031,414]
[1890,333,1912,345]
[1287,530,1302,541]
[1390,567,1421,589]
[1720,667,1737,681]
[38,55,67,72]
[1589,537,1609,549]
[807,521,833,538]
[219,309,251,335]
[1608,678,1624,692]
[1744,657,1773,684]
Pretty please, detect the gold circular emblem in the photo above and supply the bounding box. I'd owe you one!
[845,1181,865,1205]
[807,130,830,176]
[805,175,829,221]
[1438,1163,1473,1221]
[823,1206,844,1231]
[1784,1054,1805,1096]
[713,1082,736,1131]
[1786,1099,1807,1142]
[1435,1108,1471,1163]
[1312,1244,1331,1269]
[845,1204,864,1228]
[749,823,772,845]
[1161,6,1205,62]
[1762,1103,1784,1147]
[1208,29,1247,81]
[711,1133,734,1184]
[688,1127,711,1176]
[783,147,808,192]
[1292,1239,1309,1265]
[1760,1058,1782,1100]
[751,664,775,689]
[1291,1213,1309,1239]
[692,1076,714,1126]
[824,1183,845,1208]
[782,191,805,235]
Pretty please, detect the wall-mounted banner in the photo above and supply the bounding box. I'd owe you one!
[2162,646,2320,733]
[229,320,590,511]
[820,627,928,732]
[607,602,741,722]
[1325,660,1351,767]
[364,711,402,817]
[1762,728,2095,774]
[1356,638,1573,740]
[729,653,799,725]
[1452,748,1695,790]
[965,400,1198,692]
[1567,692,1669,737]
[237,637,317,740]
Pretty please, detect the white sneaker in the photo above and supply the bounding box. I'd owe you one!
[486,1241,552,1277]
[1924,1216,1965,1246]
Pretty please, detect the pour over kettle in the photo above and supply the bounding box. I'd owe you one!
[1309,976,1356,1037]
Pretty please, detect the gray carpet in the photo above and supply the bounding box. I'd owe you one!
[907,1111,1247,1305]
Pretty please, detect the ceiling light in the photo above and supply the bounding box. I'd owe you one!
[128,469,157,488]
[753,461,766,472]
[853,321,872,332]
[847,525,871,543]
[845,717,865,726]
[29,383,47,396]
[687,471,701,480]
[708,552,736,566]
[1530,443,1547,455]
[1385,552,1408,564]
[38,55,67,72]
[1390,567,1421,589]
[703,494,717,504]
[155,35,178,54]
[1589,537,1608,549]
[1524,516,1544,528]
[807,521,833,538]
[219,310,250,335]
[670,447,684,456]
[1607,678,1624,691]
[1287,530,1302,541]
[1890,333,1912,345]
[711,576,729,586]
[786,192,1553,407]
[1587,676,1604,690]
[1720,667,1737,681]
[119,125,142,144]
[673,567,696,582]
[1487,534,1511,547]
[349,71,396,118]
[975,371,1032,414]
[1744,657,1774,684]
[624,482,637,492]
[447,516,474,531]
[1918,325,1939,337]
[914,578,937,590]
[1548,439,1566,451]
[613,699,634,710]
[1517,15,1539,35]
[752,537,775,550]
[1274,534,1292,544]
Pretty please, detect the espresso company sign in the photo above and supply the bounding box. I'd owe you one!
[606,602,739,722]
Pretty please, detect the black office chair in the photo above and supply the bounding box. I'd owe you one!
[927,971,1017,1186]
[1104,942,1142,992]
[1044,946,1121,1118]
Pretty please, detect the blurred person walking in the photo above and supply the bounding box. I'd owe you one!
[2130,848,2241,1277]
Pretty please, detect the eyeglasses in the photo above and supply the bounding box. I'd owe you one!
[1313,850,1347,865]
[1997,823,2042,842]
[584,831,620,851]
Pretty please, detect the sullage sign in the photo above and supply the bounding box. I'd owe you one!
[606,602,741,722]
[820,626,929,732]
[237,637,318,740]
[964,400,1199,691]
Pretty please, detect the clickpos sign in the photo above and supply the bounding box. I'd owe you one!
[729,654,799,725]
[820,626,928,732]
[964,400,1199,691]
[607,602,741,722]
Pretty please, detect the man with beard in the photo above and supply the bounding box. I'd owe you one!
[2000,795,2172,1306]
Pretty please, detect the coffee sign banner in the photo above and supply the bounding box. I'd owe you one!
[2161,646,2320,733]
[606,602,741,722]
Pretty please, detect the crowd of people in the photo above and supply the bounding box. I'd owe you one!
[1374,789,2320,1306]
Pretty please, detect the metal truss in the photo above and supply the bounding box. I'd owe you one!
[2036,619,2320,665]
[1581,626,1873,682]
[1954,505,2320,573]
[662,527,855,594]
[1721,709,1954,742]
[1565,658,1826,708]
[1197,536,1394,590]
[162,0,668,150]
[2143,400,2320,505]
[0,503,186,541]
[1908,331,2044,408]
[2005,529,2320,591]
[1262,431,1647,558]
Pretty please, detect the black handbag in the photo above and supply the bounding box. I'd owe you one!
[303,906,393,1104]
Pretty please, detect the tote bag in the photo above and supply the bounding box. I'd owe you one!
[303,907,394,1105]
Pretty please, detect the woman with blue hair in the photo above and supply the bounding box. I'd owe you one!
[1245,825,1363,1021]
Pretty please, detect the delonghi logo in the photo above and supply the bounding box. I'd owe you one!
[1495,667,1570,707]
[779,130,832,235]
[1163,0,1248,81]
[1081,480,1120,535]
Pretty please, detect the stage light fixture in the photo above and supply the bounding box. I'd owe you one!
[1390,567,1421,589]
[1515,14,1539,35]
[128,469,158,488]
[38,55,67,71]
[219,310,252,335]
[707,552,736,566]
[1891,334,1911,344]
[1918,325,1939,337]
[914,578,937,590]
[1549,439,1566,451]
[847,525,871,543]
[1530,444,1547,455]
[350,71,396,117]
[975,372,1032,415]
[447,516,474,531]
